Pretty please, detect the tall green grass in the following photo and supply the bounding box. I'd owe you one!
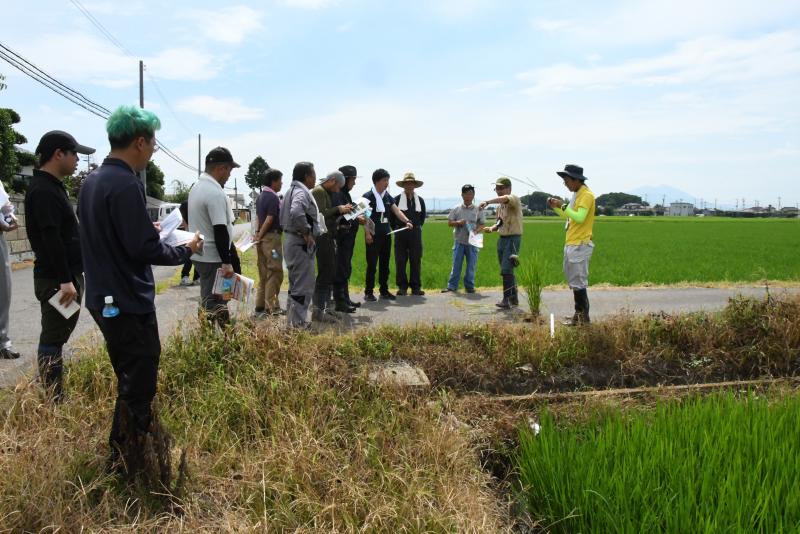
[517,393,800,533]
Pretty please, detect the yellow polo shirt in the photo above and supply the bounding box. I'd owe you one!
[566,185,595,245]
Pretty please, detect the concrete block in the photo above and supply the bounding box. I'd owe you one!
[368,360,430,387]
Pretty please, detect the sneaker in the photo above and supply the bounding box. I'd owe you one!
[495,300,511,310]
[509,254,520,267]
[441,288,455,293]
[347,299,362,308]
[396,288,408,296]
[270,308,287,316]
[252,308,268,319]
[465,288,476,294]
[335,302,357,313]
[380,291,396,300]
[180,276,192,286]
[0,348,20,359]
[411,289,425,296]
[364,293,377,302]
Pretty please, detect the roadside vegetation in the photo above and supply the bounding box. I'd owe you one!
[0,295,797,530]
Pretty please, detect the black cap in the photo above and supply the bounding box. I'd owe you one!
[339,165,357,178]
[35,130,95,158]
[461,184,475,193]
[205,146,241,168]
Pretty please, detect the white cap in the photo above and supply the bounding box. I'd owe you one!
[104,296,114,304]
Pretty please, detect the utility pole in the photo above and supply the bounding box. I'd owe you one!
[197,133,201,178]
[778,196,781,210]
[234,177,239,209]
[139,60,147,193]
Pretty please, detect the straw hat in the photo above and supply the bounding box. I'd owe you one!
[396,171,423,188]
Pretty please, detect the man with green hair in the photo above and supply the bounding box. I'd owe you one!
[78,105,203,467]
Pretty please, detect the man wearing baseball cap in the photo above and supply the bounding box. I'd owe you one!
[480,177,523,309]
[332,165,364,311]
[548,164,595,325]
[25,130,94,400]
[443,184,486,294]
[188,146,241,325]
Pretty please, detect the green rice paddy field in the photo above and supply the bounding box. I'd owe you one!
[345,217,800,289]
[517,392,800,533]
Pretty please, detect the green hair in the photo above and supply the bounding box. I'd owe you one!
[106,105,161,149]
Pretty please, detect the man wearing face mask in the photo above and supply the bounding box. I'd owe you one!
[26,130,95,401]
[189,146,241,326]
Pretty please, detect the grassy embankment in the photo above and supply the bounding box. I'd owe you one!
[1,295,797,530]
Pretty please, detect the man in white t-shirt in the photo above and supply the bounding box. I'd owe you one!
[189,147,239,325]
[0,178,20,360]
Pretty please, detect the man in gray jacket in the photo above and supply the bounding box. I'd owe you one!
[279,162,320,328]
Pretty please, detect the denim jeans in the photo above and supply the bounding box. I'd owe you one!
[447,242,479,290]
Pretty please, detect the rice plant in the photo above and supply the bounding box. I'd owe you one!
[517,392,800,533]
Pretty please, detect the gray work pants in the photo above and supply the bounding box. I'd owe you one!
[283,233,316,328]
[0,235,12,350]
[194,260,230,324]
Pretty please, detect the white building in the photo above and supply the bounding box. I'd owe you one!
[668,202,694,216]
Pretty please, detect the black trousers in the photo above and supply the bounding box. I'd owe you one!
[395,227,423,291]
[34,272,84,346]
[334,231,357,292]
[313,235,336,308]
[90,310,160,448]
[365,232,392,294]
[180,258,199,279]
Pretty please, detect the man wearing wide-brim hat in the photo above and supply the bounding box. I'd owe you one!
[392,172,426,296]
[547,164,596,325]
[479,176,524,309]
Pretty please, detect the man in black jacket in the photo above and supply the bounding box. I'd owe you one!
[392,172,426,296]
[332,165,363,311]
[78,106,203,463]
[26,130,95,401]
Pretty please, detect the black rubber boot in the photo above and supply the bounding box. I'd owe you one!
[577,288,590,323]
[509,274,519,306]
[496,275,512,309]
[37,347,64,402]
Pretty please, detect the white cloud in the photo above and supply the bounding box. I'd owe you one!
[455,80,504,93]
[15,33,221,88]
[176,96,264,123]
[428,0,493,20]
[183,5,263,44]
[534,0,800,46]
[519,31,800,94]
[283,0,340,9]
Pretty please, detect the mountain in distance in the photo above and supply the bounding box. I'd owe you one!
[627,185,698,206]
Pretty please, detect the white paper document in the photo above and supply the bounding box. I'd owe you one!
[212,269,255,302]
[468,230,484,249]
[344,197,371,221]
[48,290,81,319]
[158,207,184,241]
[163,229,200,247]
[234,232,256,253]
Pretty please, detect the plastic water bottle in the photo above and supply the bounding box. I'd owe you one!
[271,249,280,260]
[102,296,120,318]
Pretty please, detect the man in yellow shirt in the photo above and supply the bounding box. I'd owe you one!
[480,177,523,309]
[548,164,595,325]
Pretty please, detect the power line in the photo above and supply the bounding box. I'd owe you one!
[68,0,134,57]
[0,41,111,116]
[68,0,196,137]
[0,48,109,119]
[1,42,198,173]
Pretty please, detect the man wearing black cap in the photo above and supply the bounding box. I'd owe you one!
[548,164,595,325]
[25,131,95,399]
[363,169,413,301]
[188,147,240,325]
[332,165,363,311]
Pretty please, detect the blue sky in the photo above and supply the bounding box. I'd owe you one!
[1,0,798,208]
